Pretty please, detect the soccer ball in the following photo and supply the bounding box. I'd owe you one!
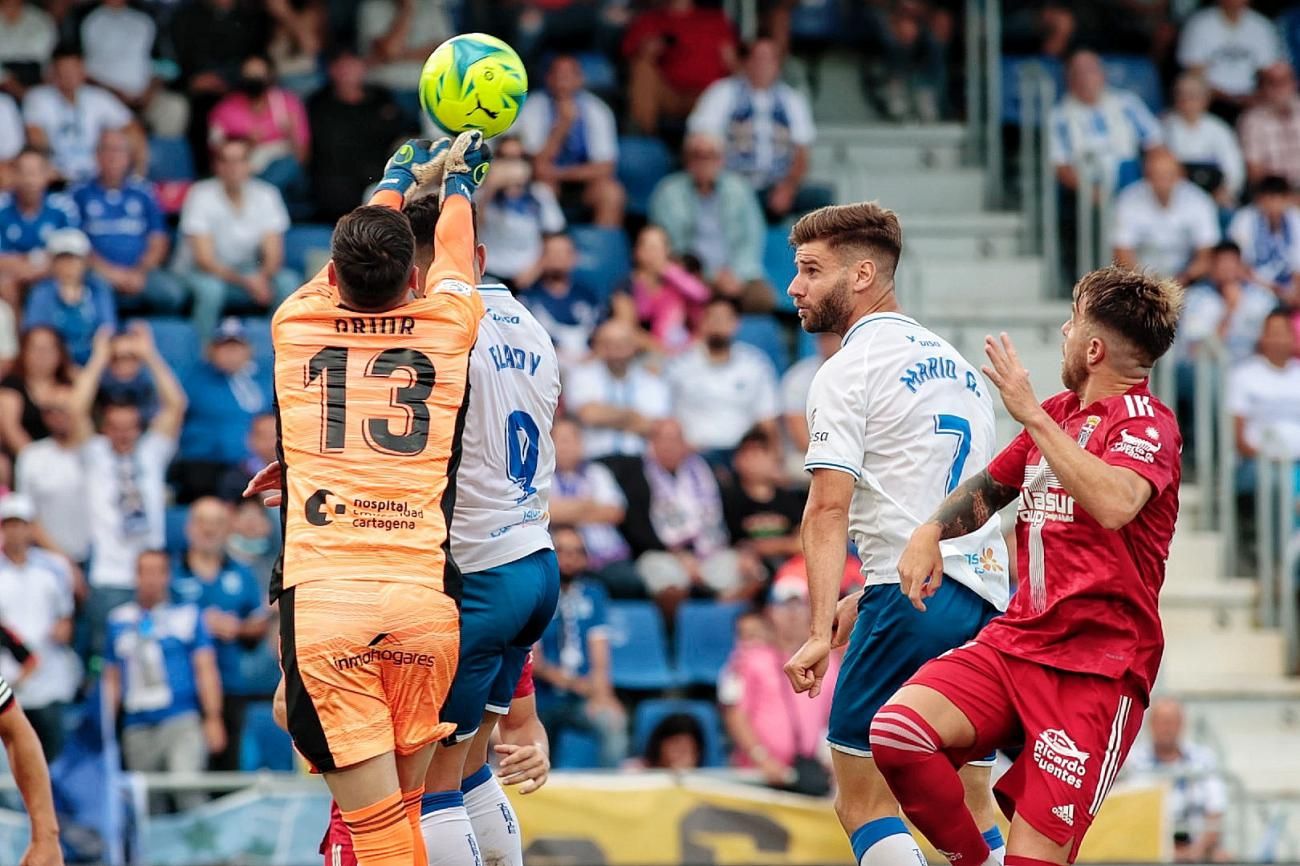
[418,33,528,140]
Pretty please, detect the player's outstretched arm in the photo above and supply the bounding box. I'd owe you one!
[0,696,62,866]
[369,138,452,211]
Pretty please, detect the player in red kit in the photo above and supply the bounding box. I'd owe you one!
[870,267,1185,866]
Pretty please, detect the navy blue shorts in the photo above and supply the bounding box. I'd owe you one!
[827,577,999,760]
[441,548,559,742]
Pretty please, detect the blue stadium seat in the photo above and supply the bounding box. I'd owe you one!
[241,316,274,366]
[553,728,601,769]
[145,317,201,378]
[569,225,631,302]
[674,601,746,687]
[789,0,843,42]
[632,699,727,768]
[607,600,675,690]
[796,327,819,360]
[617,136,675,216]
[764,225,798,309]
[1282,9,1300,81]
[240,701,295,771]
[1101,55,1163,113]
[283,224,335,279]
[999,56,1064,126]
[165,505,189,554]
[736,315,788,374]
[148,136,195,182]
[575,51,617,96]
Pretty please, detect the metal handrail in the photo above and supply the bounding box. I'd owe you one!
[1282,486,1299,674]
[983,0,1002,209]
[1192,345,1219,532]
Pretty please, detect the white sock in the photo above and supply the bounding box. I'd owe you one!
[982,826,1006,866]
[419,791,481,866]
[851,817,926,866]
[462,765,523,866]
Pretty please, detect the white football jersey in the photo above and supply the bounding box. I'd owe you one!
[804,312,1009,610]
[450,284,561,573]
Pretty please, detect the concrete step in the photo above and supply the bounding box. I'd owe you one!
[1167,530,1224,584]
[818,123,969,148]
[926,300,1071,328]
[1160,604,1257,636]
[1161,630,1288,681]
[811,139,964,172]
[906,233,1022,260]
[906,256,1045,309]
[822,168,987,214]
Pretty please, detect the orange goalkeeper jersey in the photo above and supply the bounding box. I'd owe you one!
[271,196,485,600]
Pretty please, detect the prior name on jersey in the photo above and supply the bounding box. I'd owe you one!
[804,313,1010,610]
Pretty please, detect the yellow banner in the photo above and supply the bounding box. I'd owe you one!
[506,774,1168,864]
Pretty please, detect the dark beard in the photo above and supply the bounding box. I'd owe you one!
[801,273,854,335]
[1061,350,1086,393]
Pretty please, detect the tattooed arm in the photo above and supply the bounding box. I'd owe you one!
[896,469,1019,612]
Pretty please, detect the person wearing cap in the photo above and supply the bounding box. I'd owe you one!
[0,492,80,761]
[173,317,269,502]
[718,575,836,789]
[22,227,117,365]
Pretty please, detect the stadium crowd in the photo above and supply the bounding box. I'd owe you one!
[0,0,1261,844]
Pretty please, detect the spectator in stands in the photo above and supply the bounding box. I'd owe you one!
[687,36,822,223]
[72,325,186,652]
[0,302,15,374]
[623,0,737,135]
[22,227,117,364]
[208,55,311,206]
[1177,0,1280,123]
[719,577,835,789]
[174,319,270,502]
[70,129,185,316]
[533,525,628,769]
[866,0,949,123]
[98,329,158,415]
[0,326,73,456]
[1050,50,1162,193]
[171,496,269,771]
[0,148,78,297]
[1238,62,1300,189]
[308,48,405,222]
[551,416,631,575]
[14,385,91,568]
[0,93,22,176]
[480,137,567,288]
[565,318,672,458]
[722,428,804,577]
[22,47,143,184]
[1162,73,1245,206]
[780,332,838,457]
[612,224,711,356]
[641,713,705,771]
[0,0,56,94]
[517,54,625,228]
[265,0,325,95]
[518,233,605,369]
[177,137,297,339]
[605,419,756,617]
[1126,698,1230,862]
[103,549,225,810]
[359,0,453,105]
[1228,175,1300,303]
[1112,148,1220,284]
[668,297,780,461]
[80,0,188,137]
[1180,241,1278,366]
[227,496,275,584]
[0,493,79,760]
[650,134,771,312]
[1228,309,1300,484]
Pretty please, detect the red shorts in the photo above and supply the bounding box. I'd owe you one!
[321,802,356,866]
[908,641,1145,862]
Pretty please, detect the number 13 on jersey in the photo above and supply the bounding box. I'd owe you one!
[305,345,438,456]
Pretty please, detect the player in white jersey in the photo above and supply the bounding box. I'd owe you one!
[780,204,1011,866]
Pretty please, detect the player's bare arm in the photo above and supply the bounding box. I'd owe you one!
[495,693,550,794]
[784,467,854,697]
[0,697,63,866]
[983,332,1153,530]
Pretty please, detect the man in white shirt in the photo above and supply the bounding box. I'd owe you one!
[0,93,22,169]
[176,137,297,338]
[687,37,827,222]
[0,0,56,79]
[1178,241,1278,366]
[14,386,91,566]
[1178,0,1281,121]
[1227,175,1300,302]
[1162,73,1245,205]
[80,0,189,137]
[565,318,672,459]
[1227,309,1300,469]
[516,54,625,228]
[0,493,80,760]
[69,323,187,656]
[781,332,840,457]
[1113,148,1220,284]
[1050,51,1162,192]
[668,297,780,460]
[22,46,143,183]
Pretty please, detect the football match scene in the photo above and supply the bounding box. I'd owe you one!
[0,0,1297,864]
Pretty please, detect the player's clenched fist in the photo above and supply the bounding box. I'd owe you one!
[784,636,831,698]
[898,522,945,612]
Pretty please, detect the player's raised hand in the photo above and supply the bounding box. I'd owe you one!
[377,137,453,200]
[982,332,1042,425]
[242,460,284,506]
[441,130,492,203]
[784,636,831,698]
[496,741,550,794]
[898,523,944,612]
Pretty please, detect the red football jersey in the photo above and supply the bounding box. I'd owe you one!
[980,381,1180,697]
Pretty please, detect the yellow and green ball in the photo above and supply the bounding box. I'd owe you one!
[418,33,528,140]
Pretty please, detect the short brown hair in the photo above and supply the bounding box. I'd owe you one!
[789,202,903,278]
[331,205,415,311]
[1074,266,1184,366]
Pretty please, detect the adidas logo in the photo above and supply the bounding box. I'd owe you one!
[1051,804,1075,826]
